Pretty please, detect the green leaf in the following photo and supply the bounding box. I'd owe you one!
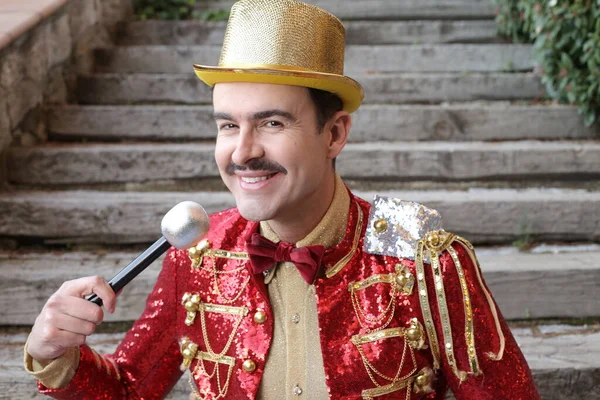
[561,53,575,69]
[584,109,597,126]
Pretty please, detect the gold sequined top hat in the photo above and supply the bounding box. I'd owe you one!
[193,0,364,113]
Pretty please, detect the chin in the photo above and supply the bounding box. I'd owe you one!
[236,201,276,222]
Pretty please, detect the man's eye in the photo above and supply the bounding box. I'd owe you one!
[265,121,283,127]
[219,123,236,130]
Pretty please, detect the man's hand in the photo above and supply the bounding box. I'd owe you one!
[26,276,117,361]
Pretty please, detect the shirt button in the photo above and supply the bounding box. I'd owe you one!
[292,384,303,396]
[291,313,300,324]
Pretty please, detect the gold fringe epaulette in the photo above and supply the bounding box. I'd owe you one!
[415,231,505,381]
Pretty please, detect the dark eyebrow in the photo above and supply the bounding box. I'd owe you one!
[212,109,297,122]
[213,112,234,121]
[250,109,296,122]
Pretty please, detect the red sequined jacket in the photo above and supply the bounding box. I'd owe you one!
[38,192,540,399]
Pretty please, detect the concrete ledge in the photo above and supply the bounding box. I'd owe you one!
[0,0,67,19]
[0,1,68,49]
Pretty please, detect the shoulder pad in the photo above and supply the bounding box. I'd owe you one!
[363,195,443,260]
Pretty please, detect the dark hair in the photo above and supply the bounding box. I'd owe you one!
[211,85,344,132]
[307,88,344,133]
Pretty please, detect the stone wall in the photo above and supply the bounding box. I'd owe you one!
[0,0,133,182]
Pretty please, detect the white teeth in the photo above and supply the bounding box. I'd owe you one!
[241,175,272,183]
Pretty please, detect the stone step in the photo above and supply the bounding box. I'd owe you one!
[194,0,496,20]
[11,178,600,194]
[0,331,190,399]
[117,20,501,46]
[2,325,599,399]
[1,246,599,325]
[0,188,598,245]
[7,141,600,185]
[77,73,546,105]
[94,44,534,74]
[46,104,598,143]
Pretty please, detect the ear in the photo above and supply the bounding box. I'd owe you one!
[324,111,352,160]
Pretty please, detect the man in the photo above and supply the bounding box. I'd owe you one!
[24,0,541,399]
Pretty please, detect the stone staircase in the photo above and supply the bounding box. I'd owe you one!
[1,0,599,398]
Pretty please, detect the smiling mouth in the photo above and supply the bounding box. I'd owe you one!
[239,173,277,183]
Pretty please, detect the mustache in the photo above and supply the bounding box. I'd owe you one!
[225,159,288,175]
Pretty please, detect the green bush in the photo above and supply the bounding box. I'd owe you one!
[494,0,600,126]
[134,0,229,21]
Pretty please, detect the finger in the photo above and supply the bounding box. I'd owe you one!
[60,276,117,313]
[55,296,106,325]
[46,310,98,336]
[33,324,87,350]
[52,328,87,349]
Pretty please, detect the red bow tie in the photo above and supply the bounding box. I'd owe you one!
[245,233,325,284]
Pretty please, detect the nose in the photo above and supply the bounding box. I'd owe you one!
[231,126,265,166]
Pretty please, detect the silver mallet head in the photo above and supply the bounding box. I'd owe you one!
[161,201,210,249]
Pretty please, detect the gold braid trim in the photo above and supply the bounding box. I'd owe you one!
[188,239,249,269]
[415,240,441,370]
[361,377,414,399]
[429,247,467,381]
[454,236,506,362]
[418,230,479,381]
[447,245,480,375]
[417,231,505,381]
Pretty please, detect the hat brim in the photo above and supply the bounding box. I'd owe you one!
[193,64,364,113]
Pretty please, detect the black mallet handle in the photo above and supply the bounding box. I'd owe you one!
[87,237,171,307]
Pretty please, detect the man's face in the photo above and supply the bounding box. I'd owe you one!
[213,82,333,223]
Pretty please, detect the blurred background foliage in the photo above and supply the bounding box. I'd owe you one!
[495,0,600,126]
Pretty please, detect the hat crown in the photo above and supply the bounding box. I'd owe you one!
[220,0,346,75]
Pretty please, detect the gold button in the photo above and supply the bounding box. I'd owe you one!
[254,310,267,324]
[426,232,440,247]
[373,218,388,233]
[188,246,199,259]
[415,372,429,387]
[184,300,198,312]
[395,273,407,288]
[182,347,196,360]
[242,359,256,372]
[406,327,421,341]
